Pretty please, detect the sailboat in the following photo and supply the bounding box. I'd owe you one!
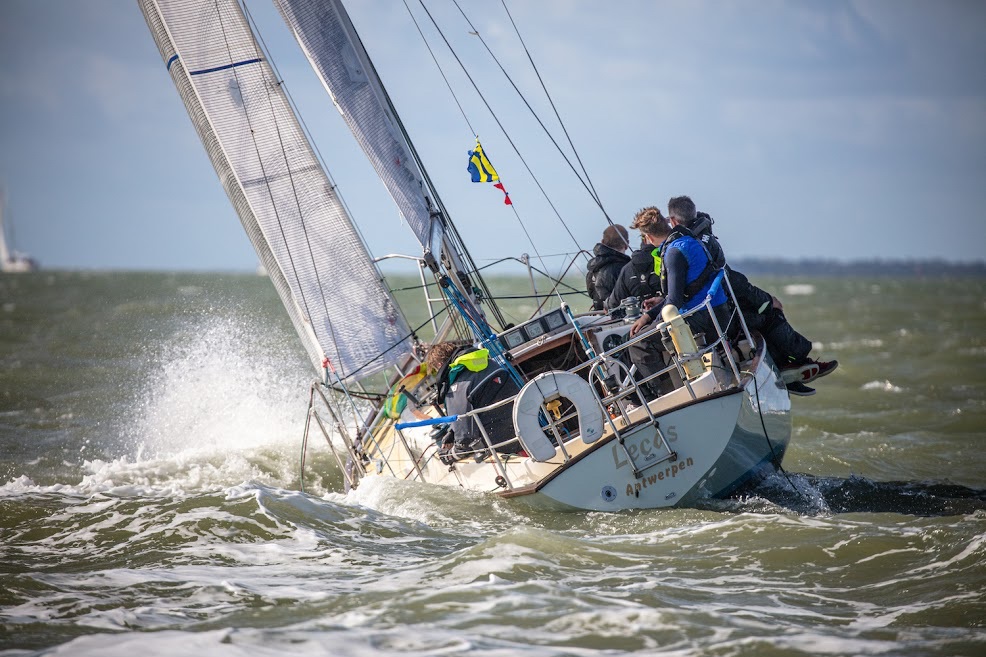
[0,190,38,273]
[138,0,791,511]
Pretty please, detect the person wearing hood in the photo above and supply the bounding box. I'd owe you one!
[603,216,666,311]
[585,224,630,310]
[664,195,837,396]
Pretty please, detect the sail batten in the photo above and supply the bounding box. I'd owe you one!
[139,0,412,383]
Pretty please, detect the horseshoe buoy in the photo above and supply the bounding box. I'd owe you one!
[512,371,605,462]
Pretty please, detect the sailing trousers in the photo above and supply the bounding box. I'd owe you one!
[744,307,812,367]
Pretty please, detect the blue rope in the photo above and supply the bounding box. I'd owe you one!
[396,415,458,430]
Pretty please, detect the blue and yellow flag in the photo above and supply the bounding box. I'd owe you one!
[467,139,511,204]
[467,139,499,183]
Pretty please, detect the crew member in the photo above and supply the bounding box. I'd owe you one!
[426,342,522,460]
[585,224,630,310]
[664,195,837,395]
[629,206,729,343]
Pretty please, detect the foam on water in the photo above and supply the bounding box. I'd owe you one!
[782,283,815,296]
[130,315,307,458]
[860,380,904,393]
[0,307,336,503]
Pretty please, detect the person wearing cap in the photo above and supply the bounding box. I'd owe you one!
[585,224,631,310]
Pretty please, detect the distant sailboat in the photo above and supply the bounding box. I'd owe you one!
[0,190,38,273]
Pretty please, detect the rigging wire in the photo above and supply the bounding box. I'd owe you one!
[526,252,593,318]
[500,0,606,216]
[343,17,508,332]
[413,0,586,267]
[401,0,475,136]
[390,255,588,298]
[455,0,612,225]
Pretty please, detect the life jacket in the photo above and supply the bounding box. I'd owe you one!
[629,247,662,298]
[659,226,727,311]
[651,247,663,276]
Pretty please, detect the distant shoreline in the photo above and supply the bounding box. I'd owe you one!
[5,259,984,277]
[727,258,986,277]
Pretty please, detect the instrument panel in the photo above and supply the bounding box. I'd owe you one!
[498,308,569,351]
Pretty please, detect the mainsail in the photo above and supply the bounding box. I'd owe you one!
[273,0,445,269]
[139,0,412,382]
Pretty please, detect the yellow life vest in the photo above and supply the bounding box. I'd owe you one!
[449,348,489,373]
[651,247,663,277]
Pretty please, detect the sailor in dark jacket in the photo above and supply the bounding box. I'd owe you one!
[666,196,837,394]
[585,224,630,310]
[426,342,522,461]
[604,240,662,310]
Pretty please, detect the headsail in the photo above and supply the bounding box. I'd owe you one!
[139,0,412,382]
[274,0,445,270]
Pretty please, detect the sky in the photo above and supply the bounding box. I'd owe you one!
[0,0,984,273]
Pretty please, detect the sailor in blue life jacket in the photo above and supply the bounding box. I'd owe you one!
[665,195,837,395]
[628,207,730,344]
[607,207,671,400]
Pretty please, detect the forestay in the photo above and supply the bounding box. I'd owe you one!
[274,0,445,267]
[139,0,412,382]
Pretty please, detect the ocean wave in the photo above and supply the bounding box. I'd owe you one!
[817,338,885,351]
[861,380,904,393]
[782,284,815,296]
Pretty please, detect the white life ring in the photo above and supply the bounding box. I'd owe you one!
[512,371,605,462]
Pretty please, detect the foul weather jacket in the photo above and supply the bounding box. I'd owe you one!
[604,244,662,310]
[585,243,630,311]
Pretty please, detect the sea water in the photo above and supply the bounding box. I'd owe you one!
[1,271,984,656]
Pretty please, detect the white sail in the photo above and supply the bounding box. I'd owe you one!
[0,190,38,273]
[273,0,445,268]
[139,0,412,382]
[0,197,9,266]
